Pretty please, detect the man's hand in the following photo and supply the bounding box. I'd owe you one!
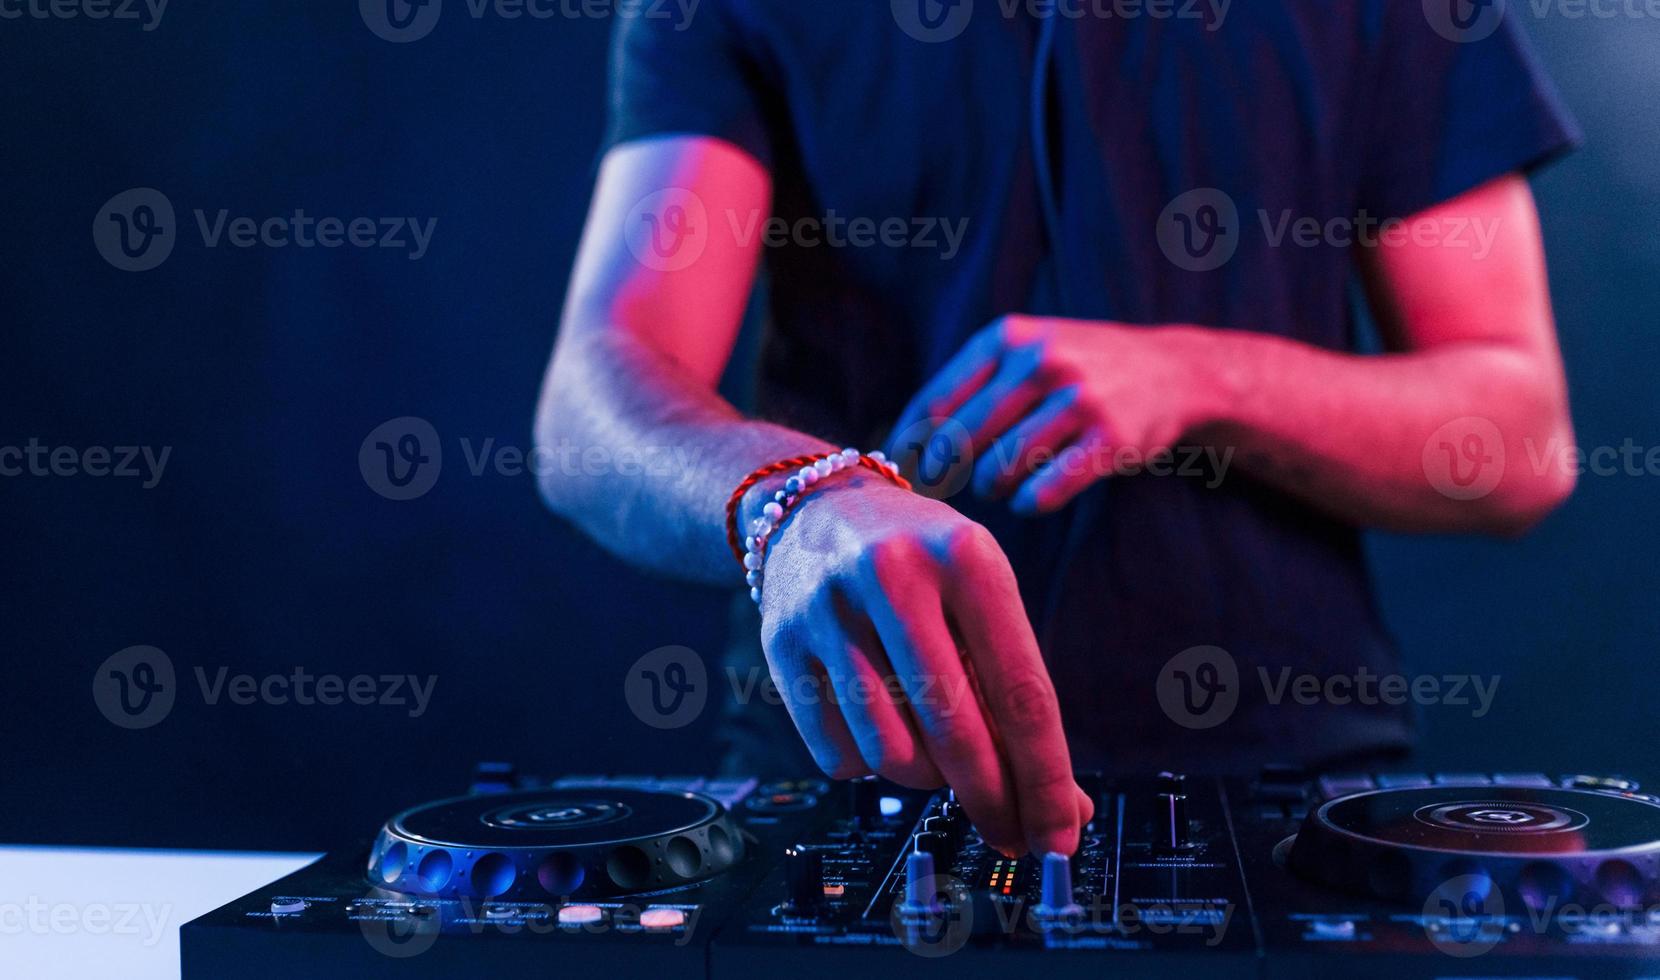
[755,472,1092,856]
[888,316,1214,515]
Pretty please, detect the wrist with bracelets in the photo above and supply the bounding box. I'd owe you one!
[724,448,910,605]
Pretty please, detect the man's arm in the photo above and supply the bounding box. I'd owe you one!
[889,175,1576,535]
[537,136,1090,856]
[537,136,824,584]
[1198,175,1577,534]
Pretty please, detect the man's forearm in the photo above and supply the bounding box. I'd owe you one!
[1179,326,1576,535]
[535,322,836,585]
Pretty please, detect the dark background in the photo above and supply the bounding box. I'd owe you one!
[2,5,1655,851]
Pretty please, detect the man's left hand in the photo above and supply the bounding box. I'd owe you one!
[886,316,1216,515]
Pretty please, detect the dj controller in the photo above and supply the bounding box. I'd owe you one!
[182,765,1660,978]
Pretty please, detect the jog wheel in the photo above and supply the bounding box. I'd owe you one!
[367,788,745,901]
[1287,786,1660,911]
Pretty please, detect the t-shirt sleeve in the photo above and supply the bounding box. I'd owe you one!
[601,0,773,169]
[1360,7,1581,220]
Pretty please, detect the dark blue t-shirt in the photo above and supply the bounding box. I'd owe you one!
[605,1,1578,771]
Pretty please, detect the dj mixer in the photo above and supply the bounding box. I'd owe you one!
[182,765,1660,978]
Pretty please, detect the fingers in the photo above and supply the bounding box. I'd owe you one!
[862,574,1027,854]
[780,659,872,780]
[947,343,1051,454]
[943,531,1083,857]
[972,386,1085,499]
[885,327,1003,457]
[1010,429,1110,516]
[828,622,945,790]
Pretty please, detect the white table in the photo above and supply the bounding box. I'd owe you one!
[0,845,320,980]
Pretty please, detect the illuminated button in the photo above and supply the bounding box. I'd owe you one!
[879,796,904,818]
[639,907,687,930]
[557,905,606,926]
[1309,919,1356,939]
[270,898,307,914]
[1566,774,1639,792]
[822,883,845,898]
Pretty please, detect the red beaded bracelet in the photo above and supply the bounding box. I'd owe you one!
[724,449,911,584]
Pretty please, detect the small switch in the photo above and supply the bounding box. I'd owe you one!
[639,907,686,930]
[557,904,606,926]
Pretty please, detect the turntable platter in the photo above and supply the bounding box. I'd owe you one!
[1287,786,1660,909]
[367,788,746,901]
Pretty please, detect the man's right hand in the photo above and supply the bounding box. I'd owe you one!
[754,473,1092,857]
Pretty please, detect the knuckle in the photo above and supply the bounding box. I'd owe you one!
[946,521,999,563]
[917,708,982,764]
[998,672,1059,734]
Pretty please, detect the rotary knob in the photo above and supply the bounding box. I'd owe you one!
[1033,852,1083,931]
